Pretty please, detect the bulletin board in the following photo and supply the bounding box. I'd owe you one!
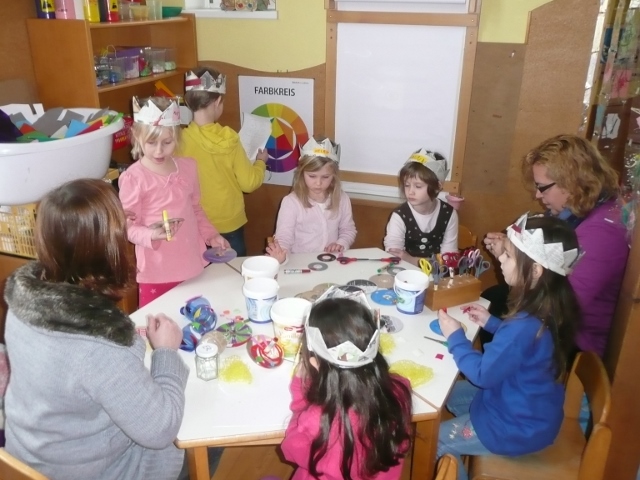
[324,1,480,194]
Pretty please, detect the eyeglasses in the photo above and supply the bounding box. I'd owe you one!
[534,182,556,193]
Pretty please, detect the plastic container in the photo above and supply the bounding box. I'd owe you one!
[241,256,280,282]
[148,48,166,74]
[270,297,311,360]
[243,277,279,323]
[108,57,125,83]
[164,48,177,71]
[123,55,140,79]
[146,0,162,20]
[0,108,124,205]
[393,270,429,315]
[129,3,148,20]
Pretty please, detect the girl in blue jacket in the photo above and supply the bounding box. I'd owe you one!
[436,214,581,480]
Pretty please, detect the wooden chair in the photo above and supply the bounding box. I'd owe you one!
[0,449,48,480]
[468,351,612,480]
[458,224,477,249]
[435,453,458,480]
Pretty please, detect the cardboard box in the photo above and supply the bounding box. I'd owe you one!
[425,275,482,311]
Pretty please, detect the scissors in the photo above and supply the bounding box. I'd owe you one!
[457,256,472,275]
[441,252,460,277]
[473,255,491,277]
[418,258,432,275]
[338,256,401,265]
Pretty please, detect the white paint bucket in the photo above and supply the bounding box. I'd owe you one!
[243,277,279,324]
[393,270,429,315]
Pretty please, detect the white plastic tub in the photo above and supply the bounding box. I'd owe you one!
[0,108,124,205]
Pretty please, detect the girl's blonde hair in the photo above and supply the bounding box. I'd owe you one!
[522,134,619,217]
[292,139,342,212]
[130,123,180,160]
[130,97,181,160]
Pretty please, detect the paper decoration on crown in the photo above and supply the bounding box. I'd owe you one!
[506,213,581,276]
[299,137,341,164]
[184,70,227,94]
[305,286,380,368]
[407,148,449,182]
[132,97,181,126]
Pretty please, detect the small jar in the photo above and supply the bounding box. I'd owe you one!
[195,343,219,381]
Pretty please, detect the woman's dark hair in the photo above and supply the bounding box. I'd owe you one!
[184,67,224,111]
[299,298,412,479]
[35,179,135,301]
[505,216,580,379]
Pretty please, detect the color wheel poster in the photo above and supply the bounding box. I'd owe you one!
[238,76,314,186]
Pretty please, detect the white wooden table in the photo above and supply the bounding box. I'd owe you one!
[129,248,488,480]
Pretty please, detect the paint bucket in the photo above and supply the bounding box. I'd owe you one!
[393,270,429,315]
[243,277,279,324]
[241,255,280,282]
[270,297,312,360]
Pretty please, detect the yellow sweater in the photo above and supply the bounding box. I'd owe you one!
[178,122,266,233]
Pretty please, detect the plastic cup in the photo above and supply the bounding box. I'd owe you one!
[241,256,280,282]
[270,297,311,360]
[393,270,429,315]
[243,277,279,324]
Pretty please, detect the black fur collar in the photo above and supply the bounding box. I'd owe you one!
[4,262,135,347]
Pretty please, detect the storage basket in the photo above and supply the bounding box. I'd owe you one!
[0,169,120,260]
[0,204,37,259]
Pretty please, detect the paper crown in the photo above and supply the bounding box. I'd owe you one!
[305,286,380,369]
[407,148,448,182]
[506,213,582,276]
[132,97,181,126]
[184,70,227,94]
[299,137,341,164]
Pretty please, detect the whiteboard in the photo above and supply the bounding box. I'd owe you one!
[334,23,466,179]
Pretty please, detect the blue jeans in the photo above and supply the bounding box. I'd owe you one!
[221,226,246,257]
[438,380,492,480]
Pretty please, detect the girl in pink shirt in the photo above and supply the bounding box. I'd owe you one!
[266,137,356,263]
[119,97,229,307]
[281,297,412,480]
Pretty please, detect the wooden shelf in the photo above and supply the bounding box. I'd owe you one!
[26,14,198,111]
[97,68,188,93]
[89,16,188,29]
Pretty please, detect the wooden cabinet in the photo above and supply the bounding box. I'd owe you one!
[26,15,197,115]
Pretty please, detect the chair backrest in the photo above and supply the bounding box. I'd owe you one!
[458,225,477,249]
[0,449,48,480]
[563,351,612,480]
[435,453,458,480]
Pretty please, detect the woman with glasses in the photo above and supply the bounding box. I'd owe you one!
[482,134,629,359]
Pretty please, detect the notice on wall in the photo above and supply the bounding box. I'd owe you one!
[239,76,314,186]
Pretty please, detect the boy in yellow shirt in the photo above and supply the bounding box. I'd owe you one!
[179,68,268,256]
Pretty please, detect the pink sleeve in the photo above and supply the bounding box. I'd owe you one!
[274,195,298,252]
[118,170,158,250]
[336,192,357,249]
[281,376,314,468]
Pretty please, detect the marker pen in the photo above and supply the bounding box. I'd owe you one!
[284,269,311,274]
